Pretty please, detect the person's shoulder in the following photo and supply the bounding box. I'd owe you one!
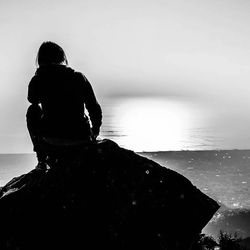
[72,70,89,83]
[29,72,39,85]
[30,67,46,83]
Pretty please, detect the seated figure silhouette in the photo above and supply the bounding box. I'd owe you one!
[26,41,102,169]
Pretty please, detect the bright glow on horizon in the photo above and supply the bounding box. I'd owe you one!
[114,98,193,151]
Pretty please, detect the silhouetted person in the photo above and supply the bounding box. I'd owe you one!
[27,41,102,169]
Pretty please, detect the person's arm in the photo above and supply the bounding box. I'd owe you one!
[80,74,102,138]
[27,76,41,104]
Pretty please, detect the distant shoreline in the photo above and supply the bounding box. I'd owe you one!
[1,148,250,155]
[138,148,250,153]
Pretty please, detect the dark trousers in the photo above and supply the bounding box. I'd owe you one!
[26,104,47,161]
[26,104,93,161]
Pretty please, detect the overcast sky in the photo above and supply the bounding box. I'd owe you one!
[1,0,250,152]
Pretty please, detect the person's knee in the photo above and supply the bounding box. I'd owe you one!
[26,104,43,133]
[26,104,43,120]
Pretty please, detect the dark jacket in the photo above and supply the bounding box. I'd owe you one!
[28,64,102,139]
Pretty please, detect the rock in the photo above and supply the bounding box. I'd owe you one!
[0,139,219,250]
[240,237,250,250]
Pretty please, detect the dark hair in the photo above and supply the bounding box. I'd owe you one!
[36,41,68,66]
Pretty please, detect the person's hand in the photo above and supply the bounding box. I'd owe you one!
[91,127,100,140]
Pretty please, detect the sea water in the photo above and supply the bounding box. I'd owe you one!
[99,97,250,152]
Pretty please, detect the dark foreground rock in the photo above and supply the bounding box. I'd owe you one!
[0,139,219,250]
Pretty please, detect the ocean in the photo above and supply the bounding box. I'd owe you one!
[1,97,250,238]
[99,97,250,152]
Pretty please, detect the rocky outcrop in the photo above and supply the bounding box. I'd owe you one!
[0,139,219,250]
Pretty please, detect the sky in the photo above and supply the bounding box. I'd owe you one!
[1,0,250,153]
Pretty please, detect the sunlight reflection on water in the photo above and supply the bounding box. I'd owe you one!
[100,97,235,152]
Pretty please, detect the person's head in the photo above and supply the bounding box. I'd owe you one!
[36,41,68,67]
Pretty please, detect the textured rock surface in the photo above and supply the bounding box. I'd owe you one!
[0,139,219,250]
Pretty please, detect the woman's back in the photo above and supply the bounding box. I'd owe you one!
[31,65,85,121]
[28,64,102,139]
